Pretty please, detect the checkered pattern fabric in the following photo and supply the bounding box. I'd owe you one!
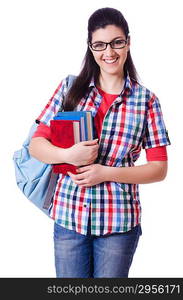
[36,74,170,235]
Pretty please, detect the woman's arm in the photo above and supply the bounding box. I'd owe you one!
[29,137,99,166]
[103,161,168,184]
[29,137,67,164]
[68,161,168,187]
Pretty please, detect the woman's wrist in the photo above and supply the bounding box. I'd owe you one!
[101,165,110,181]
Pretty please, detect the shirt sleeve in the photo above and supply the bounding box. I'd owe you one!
[32,122,51,140]
[35,76,68,126]
[142,94,171,149]
[145,146,168,161]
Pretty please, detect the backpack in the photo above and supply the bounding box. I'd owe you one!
[13,75,76,217]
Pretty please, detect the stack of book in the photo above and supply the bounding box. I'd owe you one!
[50,111,94,174]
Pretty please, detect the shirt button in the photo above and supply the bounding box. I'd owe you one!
[83,204,87,207]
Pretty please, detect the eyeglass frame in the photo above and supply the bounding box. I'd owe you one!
[88,38,128,51]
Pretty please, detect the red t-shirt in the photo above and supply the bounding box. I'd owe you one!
[33,86,167,161]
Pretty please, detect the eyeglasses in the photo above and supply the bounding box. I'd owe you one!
[89,39,128,51]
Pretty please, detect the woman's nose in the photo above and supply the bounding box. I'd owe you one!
[104,44,116,56]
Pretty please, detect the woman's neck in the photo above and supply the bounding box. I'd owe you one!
[98,72,125,94]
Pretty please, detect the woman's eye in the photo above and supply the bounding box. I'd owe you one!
[93,43,105,49]
[114,40,124,45]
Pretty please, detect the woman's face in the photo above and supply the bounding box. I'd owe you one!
[89,24,130,77]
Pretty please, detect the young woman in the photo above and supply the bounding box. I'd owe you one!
[29,7,170,278]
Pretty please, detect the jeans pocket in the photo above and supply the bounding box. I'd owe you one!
[53,222,68,241]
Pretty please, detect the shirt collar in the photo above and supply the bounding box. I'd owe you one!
[88,72,133,95]
[89,77,95,88]
[123,73,133,95]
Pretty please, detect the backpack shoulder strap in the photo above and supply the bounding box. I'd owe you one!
[59,74,77,112]
[67,74,77,89]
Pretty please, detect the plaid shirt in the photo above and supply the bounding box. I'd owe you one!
[36,74,170,235]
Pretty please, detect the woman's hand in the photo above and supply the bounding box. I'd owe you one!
[67,164,105,187]
[65,139,99,166]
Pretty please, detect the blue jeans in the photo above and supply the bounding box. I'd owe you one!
[54,222,142,278]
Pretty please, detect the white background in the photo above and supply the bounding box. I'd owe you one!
[0,0,182,277]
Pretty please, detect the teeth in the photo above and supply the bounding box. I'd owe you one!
[104,58,118,64]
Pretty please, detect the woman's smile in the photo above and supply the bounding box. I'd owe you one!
[103,57,119,64]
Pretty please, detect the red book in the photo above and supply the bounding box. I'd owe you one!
[50,120,79,174]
